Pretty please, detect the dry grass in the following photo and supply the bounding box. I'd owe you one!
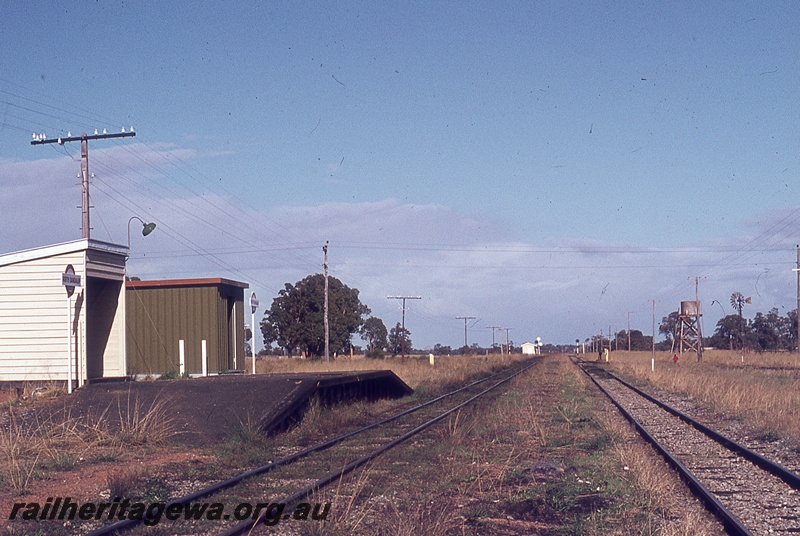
[295,356,718,535]
[111,392,178,445]
[606,350,800,442]
[256,352,524,392]
[0,393,177,496]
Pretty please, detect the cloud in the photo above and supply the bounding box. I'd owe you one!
[3,146,799,349]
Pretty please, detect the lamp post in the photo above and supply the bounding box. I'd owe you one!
[127,216,156,252]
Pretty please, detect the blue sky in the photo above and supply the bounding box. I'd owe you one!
[2,1,799,351]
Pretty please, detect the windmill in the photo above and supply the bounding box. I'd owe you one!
[730,292,751,349]
[730,292,750,316]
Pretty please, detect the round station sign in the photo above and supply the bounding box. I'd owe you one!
[250,292,259,314]
[62,265,81,298]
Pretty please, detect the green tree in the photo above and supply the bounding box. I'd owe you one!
[710,314,743,350]
[260,274,369,358]
[433,343,452,355]
[626,329,650,351]
[360,316,388,358]
[388,322,412,356]
[751,308,788,352]
[659,312,680,348]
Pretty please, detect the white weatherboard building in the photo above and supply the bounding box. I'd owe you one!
[522,339,543,355]
[0,239,128,387]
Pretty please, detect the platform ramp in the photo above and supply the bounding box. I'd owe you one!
[61,371,413,446]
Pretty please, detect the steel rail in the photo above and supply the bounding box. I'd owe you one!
[86,358,536,536]
[572,357,753,536]
[599,364,800,490]
[219,358,538,535]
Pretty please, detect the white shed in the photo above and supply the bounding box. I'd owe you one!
[0,239,128,387]
[521,342,537,355]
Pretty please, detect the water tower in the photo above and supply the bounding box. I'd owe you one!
[678,300,703,363]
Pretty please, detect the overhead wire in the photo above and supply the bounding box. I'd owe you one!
[0,82,322,277]
[4,78,800,347]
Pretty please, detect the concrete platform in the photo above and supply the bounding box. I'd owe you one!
[52,371,413,446]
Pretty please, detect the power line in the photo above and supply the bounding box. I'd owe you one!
[455,316,476,351]
[31,130,137,239]
[387,296,421,363]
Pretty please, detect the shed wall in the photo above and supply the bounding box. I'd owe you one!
[0,251,86,381]
[126,284,254,375]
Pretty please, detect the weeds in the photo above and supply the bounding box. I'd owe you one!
[141,477,171,502]
[609,350,800,444]
[0,387,178,502]
[106,468,142,499]
[301,465,377,535]
[114,390,177,445]
[214,412,275,467]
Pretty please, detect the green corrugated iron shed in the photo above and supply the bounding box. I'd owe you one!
[126,278,248,376]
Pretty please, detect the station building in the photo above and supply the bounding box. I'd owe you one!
[0,240,249,387]
[0,239,128,387]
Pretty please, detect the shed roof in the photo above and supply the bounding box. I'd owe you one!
[126,277,249,290]
[0,239,128,268]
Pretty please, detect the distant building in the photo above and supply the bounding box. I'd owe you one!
[521,342,537,355]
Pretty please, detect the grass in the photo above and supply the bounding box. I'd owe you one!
[106,468,143,499]
[111,391,178,446]
[292,356,717,535]
[212,412,276,467]
[0,390,177,499]
[606,349,800,443]
[0,351,731,534]
[256,352,523,392]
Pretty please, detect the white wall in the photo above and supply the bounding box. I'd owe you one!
[0,249,86,382]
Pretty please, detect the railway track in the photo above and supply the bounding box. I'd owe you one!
[85,357,539,535]
[573,357,800,536]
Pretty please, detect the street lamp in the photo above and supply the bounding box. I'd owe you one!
[127,216,156,250]
[127,217,156,262]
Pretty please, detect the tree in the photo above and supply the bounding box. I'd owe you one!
[260,274,369,358]
[710,314,742,350]
[360,316,388,358]
[751,308,788,352]
[388,322,412,356]
[433,343,452,355]
[625,329,650,351]
[659,312,680,349]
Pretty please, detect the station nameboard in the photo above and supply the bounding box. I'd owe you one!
[62,265,81,297]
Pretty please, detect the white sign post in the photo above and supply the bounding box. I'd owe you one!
[249,292,259,374]
[62,265,81,394]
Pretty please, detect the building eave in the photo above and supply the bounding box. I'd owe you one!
[0,239,129,268]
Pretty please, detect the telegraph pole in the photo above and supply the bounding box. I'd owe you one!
[649,299,657,364]
[387,295,421,363]
[795,246,800,354]
[323,241,329,363]
[486,326,500,354]
[456,316,476,354]
[32,129,136,239]
[626,311,633,351]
